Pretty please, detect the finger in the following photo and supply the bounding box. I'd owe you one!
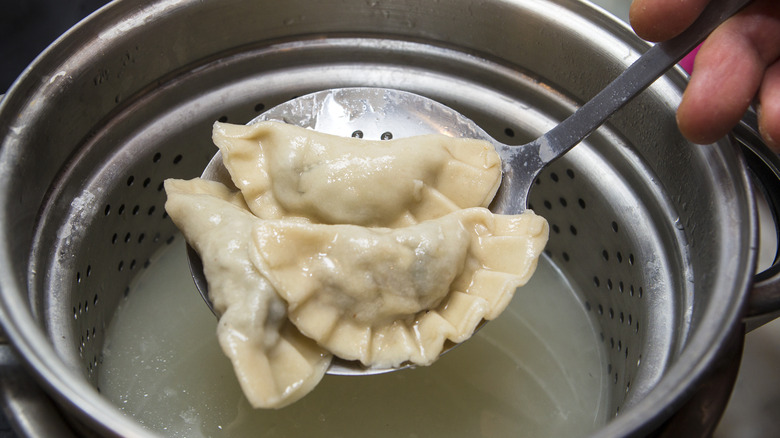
[630,0,711,42]
[676,0,780,145]
[758,60,780,151]
[676,31,762,144]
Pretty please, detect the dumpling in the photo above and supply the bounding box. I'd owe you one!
[211,121,502,226]
[252,207,549,369]
[164,178,331,409]
[163,120,549,409]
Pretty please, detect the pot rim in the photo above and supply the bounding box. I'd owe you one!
[0,1,760,436]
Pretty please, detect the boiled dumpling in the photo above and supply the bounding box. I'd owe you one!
[164,120,549,409]
[252,207,549,368]
[212,121,502,226]
[164,178,331,409]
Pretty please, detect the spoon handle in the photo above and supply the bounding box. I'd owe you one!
[534,0,752,162]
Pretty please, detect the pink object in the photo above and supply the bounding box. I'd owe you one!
[679,44,702,74]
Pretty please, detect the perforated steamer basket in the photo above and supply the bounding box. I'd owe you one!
[1,0,779,436]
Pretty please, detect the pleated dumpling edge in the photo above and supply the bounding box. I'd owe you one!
[251,207,549,369]
[164,178,332,409]
[212,120,502,226]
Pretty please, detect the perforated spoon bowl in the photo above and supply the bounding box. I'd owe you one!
[189,0,751,375]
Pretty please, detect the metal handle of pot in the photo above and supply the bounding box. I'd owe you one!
[0,344,79,437]
[730,111,780,326]
[0,321,79,437]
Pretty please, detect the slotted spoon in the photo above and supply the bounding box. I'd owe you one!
[189,0,752,375]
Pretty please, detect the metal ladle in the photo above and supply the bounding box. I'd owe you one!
[188,0,751,375]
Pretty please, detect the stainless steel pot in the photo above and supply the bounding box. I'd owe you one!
[0,0,778,436]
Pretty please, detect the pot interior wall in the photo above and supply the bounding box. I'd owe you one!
[0,0,753,436]
[35,36,683,429]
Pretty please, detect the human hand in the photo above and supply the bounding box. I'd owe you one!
[630,0,780,151]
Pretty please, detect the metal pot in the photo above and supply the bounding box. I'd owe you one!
[0,0,778,436]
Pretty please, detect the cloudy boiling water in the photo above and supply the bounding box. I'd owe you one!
[99,237,609,437]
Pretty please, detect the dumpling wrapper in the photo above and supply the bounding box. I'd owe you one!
[164,123,548,408]
[164,178,331,409]
[212,120,502,226]
[252,207,549,369]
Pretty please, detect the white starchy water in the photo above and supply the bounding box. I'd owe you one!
[99,237,609,438]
